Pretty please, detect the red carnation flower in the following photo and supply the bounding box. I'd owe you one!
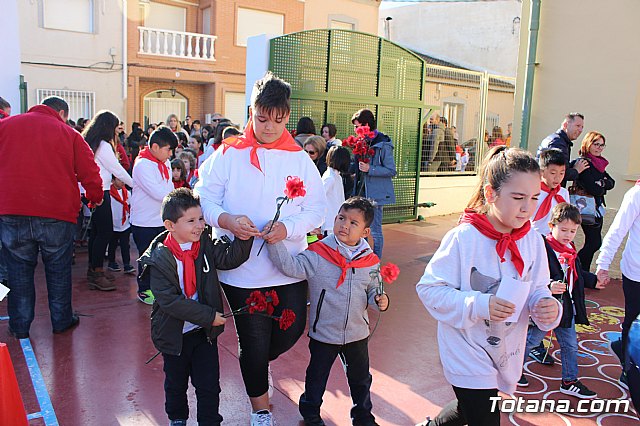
[380,263,400,284]
[265,290,280,315]
[278,309,296,330]
[355,125,370,138]
[367,131,376,139]
[246,291,267,314]
[284,176,306,199]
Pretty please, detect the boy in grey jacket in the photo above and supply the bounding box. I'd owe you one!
[267,197,389,426]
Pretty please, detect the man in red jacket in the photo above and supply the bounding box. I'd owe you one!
[0,96,103,339]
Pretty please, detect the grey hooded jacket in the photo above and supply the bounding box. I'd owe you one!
[267,236,383,345]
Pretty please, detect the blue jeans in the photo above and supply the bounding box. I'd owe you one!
[370,205,384,258]
[0,215,75,334]
[525,320,579,382]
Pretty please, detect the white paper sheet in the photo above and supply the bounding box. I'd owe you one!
[496,275,531,322]
[0,282,9,301]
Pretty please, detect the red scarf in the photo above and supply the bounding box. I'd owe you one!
[308,241,379,288]
[459,209,530,276]
[163,233,200,298]
[137,147,169,181]
[533,182,566,222]
[173,180,190,189]
[585,153,609,173]
[222,119,302,172]
[109,185,130,225]
[545,234,578,291]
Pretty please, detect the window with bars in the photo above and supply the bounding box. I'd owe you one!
[36,89,95,122]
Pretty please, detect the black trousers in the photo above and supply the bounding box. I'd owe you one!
[431,386,499,426]
[162,329,222,425]
[622,275,640,366]
[578,219,603,272]
[132,225,164,292]
[221,281,307,397]
[107,228,131,266]
[299,337,376,425]
[87,191,113,269]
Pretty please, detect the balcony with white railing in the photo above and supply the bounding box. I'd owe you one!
[138,27,217,61]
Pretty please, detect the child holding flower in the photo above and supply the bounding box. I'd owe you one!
[518,202,597,398]
[417,146,561,425]
[194,72,325,426]
[267,196,388,426]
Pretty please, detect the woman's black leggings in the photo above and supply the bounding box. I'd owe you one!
[578,219,603,272]
[88,191,113,270]
[221,281,308,397]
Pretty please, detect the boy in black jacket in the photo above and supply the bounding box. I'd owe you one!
[140,188,253,426]
[518,203,597,398]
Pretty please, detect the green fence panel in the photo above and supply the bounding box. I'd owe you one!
[269,29,426,223]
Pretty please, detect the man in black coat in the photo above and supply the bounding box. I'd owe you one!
[536,112,590,186]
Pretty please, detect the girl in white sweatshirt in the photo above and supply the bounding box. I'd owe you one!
[416,146,562,425]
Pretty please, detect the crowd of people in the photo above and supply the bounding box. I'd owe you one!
[1,85,638,426]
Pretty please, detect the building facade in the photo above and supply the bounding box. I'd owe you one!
[18,0,126,121]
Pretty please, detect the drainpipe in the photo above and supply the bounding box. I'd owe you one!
[520,0,541,150]
[122,0,128,102]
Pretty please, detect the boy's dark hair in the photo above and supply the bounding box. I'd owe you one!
[150,125,179,150]
[132,122,141,131]
[161,188,201,223]
[296,117,316,135]
[351,109,377,131]
[550,202,582,226]
[193,119,201,125]
[171,158,187,181]
[175,131,188,147]
[41,96,69,115]
[322,123,337,138]
[327,146,351,173]
[0,97,11,110]
[539,148,566,170]
[339,196,375,227]
[250,72,291,120]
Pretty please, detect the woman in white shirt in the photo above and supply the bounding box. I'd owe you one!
[83,110,133,290]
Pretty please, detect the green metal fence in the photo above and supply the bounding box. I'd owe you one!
[269,29,427,223]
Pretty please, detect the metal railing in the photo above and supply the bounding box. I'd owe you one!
[138,26,217,61]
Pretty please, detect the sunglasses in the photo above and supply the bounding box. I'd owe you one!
[305,150,316,155]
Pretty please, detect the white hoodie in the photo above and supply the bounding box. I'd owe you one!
[416,223,561,395]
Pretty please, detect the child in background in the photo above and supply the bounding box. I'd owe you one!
[107,177,135,275]
[519,203,597,399]
[178,151,198,188]
[267,197,388,426]
[130,126,178,305]
[171,159,190,189]
[416,146,561,425]
[188,135,204,166]
[140,188,253,426]
[528,148,571,365]
[320,146,350,236]
[531,149,570,236]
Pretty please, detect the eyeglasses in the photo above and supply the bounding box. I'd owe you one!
[305,150,316,155]
[593,143,606,148]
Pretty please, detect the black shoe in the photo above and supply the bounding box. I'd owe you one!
[517,374,529,387]
[529,344,554,365]
[560,379,597,399]
[53,314,80,334]
[169,420,187,426]
[303,415,326,426]
[9,328,29,339]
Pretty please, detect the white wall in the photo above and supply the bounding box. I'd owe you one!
[1,0,21,114]
[18,0,125,120]
[380,0,522,77]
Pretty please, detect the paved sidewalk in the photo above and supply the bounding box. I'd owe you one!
[0,214,635,425]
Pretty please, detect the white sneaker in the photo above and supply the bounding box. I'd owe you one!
[251,409,274,426]
[267,365,274,398]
